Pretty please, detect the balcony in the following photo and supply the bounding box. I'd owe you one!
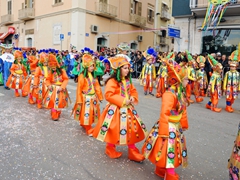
[95,2,117,19]
[129,14,147,27]
[18,8,35,21]
[160,37,166,45]
[190,0,240,17]
[160,10,171,21]
[1,14,14,25]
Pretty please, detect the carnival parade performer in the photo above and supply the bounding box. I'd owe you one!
[205,54,223,113]
[196,56,208,97]
[140,48,156,96]
[22,54,39,104]
[156,60,168,98]
[33,52,50,109]
[91,56,147,162]
[43,54,69,121]
[71,54,82,83]
[228,122,240,180]
[72,53,103,135]
[95,56,105,86]
[0,44,14,90]
[223,47,240,113]
[6,50,28,97]
[142,58,189,180]
[185,51,203,103]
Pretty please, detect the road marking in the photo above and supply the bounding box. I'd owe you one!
[0,93,5,96]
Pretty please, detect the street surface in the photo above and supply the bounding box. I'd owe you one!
[0,78,239,180]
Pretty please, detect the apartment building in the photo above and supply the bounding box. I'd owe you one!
[154,0,174,52]
[172,0,240,55]
[0,0,169,52]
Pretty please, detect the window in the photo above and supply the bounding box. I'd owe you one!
[147,5,154,23]
[130,42,137,50]
[55,0,62,4]
[7,0,12,14]
[22,0,34,8]
[27,38,33,47]
[99,0,107,3]
[130,0,142,15]
[97,37,107,52]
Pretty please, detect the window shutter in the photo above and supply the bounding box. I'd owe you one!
[130,0,134,14]
[138,2,142,16]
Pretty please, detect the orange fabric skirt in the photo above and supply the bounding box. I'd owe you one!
[6,74,26,90]
[22,74,37,97]
[92,104,147,145]
[43,85,69,109]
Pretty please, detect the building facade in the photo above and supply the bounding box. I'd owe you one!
[0,0,170,52]
[172,0,240,55]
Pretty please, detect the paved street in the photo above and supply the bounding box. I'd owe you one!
[0,79,239,180]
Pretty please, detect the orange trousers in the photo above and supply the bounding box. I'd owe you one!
[144,75,153,93]
[226,87,235,105]
[156,77,166,97]
[210,90,219,106]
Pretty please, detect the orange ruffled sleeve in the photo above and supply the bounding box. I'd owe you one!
[105,79,125,107]
[180,108,189,130]
[60,69,68,89]
[34,67,41,86]
[94,78,103,101]
[130,83,138,104]
[158,91,175,137]
[76,74,84,104]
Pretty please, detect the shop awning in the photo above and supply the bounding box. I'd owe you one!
[0,32,10,41]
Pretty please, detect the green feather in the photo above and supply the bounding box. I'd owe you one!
[117,67,121,82]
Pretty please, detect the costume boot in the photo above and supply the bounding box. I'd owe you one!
[155,166,166,178]
[164,172,179,180]
[37,100,42,109]
[22,91,28,97]
[28,94,35,104]
[105,143,122,159]
[188,98,194,104]
[128,147,145,162]
[196,97,203,103]
[211,104,222,113]
[225,106,234,113]
[82,125,91,135]
[15,90,20,97]
[200,89,205,97]
[205,101,212,109]
[156,93,162,98]
[51,109,59,121]
[57,110,61,118]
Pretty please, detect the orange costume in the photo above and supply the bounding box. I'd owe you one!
[43,54,69,120]
[22,55,39,104]
[156,62,167,98]
[6,50,28,97]
[142,59,189,180]
[91,56,147,162]
[205,55,223,113]
[33,52,50,109]
[72,54,103,134]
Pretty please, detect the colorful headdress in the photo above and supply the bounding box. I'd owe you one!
[185,50,193,61]
[48,54,60,68]
[28,56,39,71]
[117,42,130,53]
[143,48,156,61]
[228,43,240,66]
[14,50,23,60]
[166,52,175,60]
[208,54,222,70]
[82,54,94,68]
[196,56,206,68]
[108,56,131,82]
[164,58,187,85]
[39,52,49,64]
[0,43,13,50]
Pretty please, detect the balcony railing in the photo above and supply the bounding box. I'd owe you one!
[95,2,117,18]
[160,10,171,21]
[1,14,14,25]
[190,0,240,8]
[129,14,147,27]
[18,8,35,21]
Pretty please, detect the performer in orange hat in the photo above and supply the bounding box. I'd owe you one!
[91,56,147,162]
[223,46,240,113]
[142,58,189,180]
[22,54,39,104]
[43,54,69,120]
[205,54,223,112]
[72,53,103,135]
[33,52,50,109]
[155,60,167,98]
[6,50,28,97]
[196,56,208,97]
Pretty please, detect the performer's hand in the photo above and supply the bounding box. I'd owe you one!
[58,87,63,92]
[130,96,135,103]
[33,85,38,89]
[100,100,103,103]
[48,86,53,91]
[125,99,131,105]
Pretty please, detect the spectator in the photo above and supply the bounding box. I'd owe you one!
[221,54,229,76]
